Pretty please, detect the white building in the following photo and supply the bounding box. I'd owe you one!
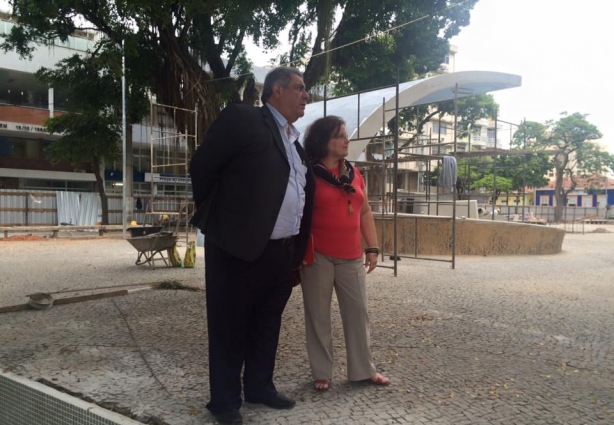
[0,11,102,191]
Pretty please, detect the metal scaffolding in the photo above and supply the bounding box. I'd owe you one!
[319,79,463,275]
[147,100,198,245]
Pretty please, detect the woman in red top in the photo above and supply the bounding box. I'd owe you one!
[301,116,389,391]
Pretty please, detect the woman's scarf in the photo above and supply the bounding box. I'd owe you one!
[313,159,357,215]
[312,159,356,193]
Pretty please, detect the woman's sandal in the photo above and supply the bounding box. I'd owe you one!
[370,373,390,386]
[314,379,331,391]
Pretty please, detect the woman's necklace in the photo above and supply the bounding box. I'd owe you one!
[347,198,354,215]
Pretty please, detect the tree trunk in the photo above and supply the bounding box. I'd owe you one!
[554,165,565,223]
[92,156,109,225]
[363,162,387,212]
[303,0,335,90]
[156,25,225,154]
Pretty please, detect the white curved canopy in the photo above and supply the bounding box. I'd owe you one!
[294,71,522,161]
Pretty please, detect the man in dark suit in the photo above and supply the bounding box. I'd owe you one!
[190,66,314,425]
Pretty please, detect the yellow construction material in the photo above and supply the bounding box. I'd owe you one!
[168,244,183,267]
[183,241,196,268]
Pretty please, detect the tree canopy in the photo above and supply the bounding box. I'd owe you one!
[495,153,550,193]
[445,147,550,205]
[2,0,479,151]
[515,112,613,222]
[395,93,498,150]
[298,0,478,92]
[36,51,149,224]
[471,174,513,197]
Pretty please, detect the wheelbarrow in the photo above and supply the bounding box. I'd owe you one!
[126,232,177,269]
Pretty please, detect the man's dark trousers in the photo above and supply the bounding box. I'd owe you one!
[204,237,295,415]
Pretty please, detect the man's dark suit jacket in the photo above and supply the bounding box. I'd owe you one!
[190,103,314,267]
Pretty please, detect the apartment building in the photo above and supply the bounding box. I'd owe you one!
[0,11,103,191]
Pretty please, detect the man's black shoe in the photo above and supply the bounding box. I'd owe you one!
[245,393,296,410]
[212,410,243,425]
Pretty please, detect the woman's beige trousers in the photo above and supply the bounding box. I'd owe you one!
[300,252,376,381]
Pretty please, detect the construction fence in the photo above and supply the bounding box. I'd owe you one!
[0,189,187,227]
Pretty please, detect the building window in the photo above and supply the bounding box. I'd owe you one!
[157,183,191,196]
[23,178,94,191]
[0,136,11,156]
[582,195,593,207]
[0,69,49,108]
[53,87,73,111]
[432,122,448,135]
[443,55,450,64]
[133,148,151,173]
[133,182,151,196]
[104,181,123,194]
[396,173,404,190]
[540,195,549,206]
[8,137,41,159]
[487,128,496,139]
[154,147,188,169]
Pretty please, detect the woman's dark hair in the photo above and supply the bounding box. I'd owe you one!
[303,116,345,161]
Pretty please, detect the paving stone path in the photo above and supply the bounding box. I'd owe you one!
[0,230,612,424]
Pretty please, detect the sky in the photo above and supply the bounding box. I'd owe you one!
[448,0,614,152]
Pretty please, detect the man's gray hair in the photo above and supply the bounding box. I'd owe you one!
[261,66,304,104]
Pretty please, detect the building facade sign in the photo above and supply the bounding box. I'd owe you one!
[0,121,47,134]
[144,173,191,184]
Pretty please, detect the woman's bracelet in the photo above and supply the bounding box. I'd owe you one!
[365,246,379,255]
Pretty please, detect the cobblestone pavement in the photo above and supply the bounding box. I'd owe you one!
[0,230,613,424]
